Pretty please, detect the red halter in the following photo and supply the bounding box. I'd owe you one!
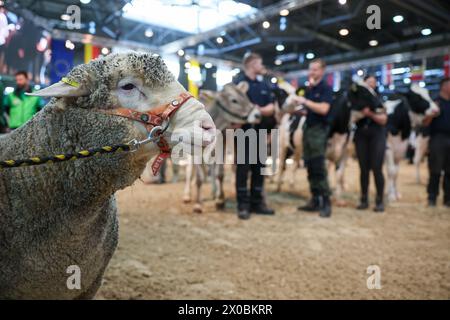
[108,92,193,175]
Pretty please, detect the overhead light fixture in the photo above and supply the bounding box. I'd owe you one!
[280,9,289,16]
[393,15,404,23]
[276,44,285,51]
[262,21,270,29]
[369,40,378,47]
[275,59,282,66]
[403,78,411,84]
[357,69,364,77]
[184,62,191,69]
[421,28,432,36]
[65,40,75,50]
[339,28,349,36]
[204,62,213,69]
[61,14,70,21]
[419,81,426,88]
[271,77,278,84]
[101,47,109,55]
[338,0,347,5]
[306,52,315,59]
[216,36,224,44]
[80,0,91,4]
[144,28,154,37]
[177,49,185,57]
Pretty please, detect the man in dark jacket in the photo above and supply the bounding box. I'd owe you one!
[423,77,450,207]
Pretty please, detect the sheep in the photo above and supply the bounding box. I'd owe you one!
[0,52,214,299]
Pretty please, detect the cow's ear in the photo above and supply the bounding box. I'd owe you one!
[236,81,249,93]
[199,90,218,101]
[27,80,89,97]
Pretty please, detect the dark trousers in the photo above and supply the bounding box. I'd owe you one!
[354,125,387,201]
[427,133,450,202]
[303,124,331,197]
[235,131,266,210]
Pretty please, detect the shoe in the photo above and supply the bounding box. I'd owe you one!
[319,196,332,218]
[298,196,320,212]
[444,200,450,208]
[373,202,384,213]
[428,199,437,207]
[251,203,275,215]
[357,197,369,210]
[237,208,250,220]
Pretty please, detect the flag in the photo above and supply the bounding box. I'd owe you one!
[381,63,393,86]
[50,39,74,84]
[84,43,101,63]
[444,54,450,78]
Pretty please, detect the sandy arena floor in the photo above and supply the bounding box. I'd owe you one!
[97,159,450,299]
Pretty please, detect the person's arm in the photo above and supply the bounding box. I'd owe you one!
[291,95,330,115]
[362,107,387,126]
[258,103,275,117]
[422,109,440,126]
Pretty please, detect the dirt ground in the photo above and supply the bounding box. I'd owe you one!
[97,159,450,300]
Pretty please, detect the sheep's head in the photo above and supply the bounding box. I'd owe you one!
[29,52,215,160]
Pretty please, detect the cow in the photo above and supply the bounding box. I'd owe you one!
[384,84,439,201]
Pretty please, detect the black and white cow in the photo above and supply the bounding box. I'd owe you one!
[383,83,438,201]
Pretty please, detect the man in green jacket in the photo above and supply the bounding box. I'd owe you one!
[0,80,7,133]
[3,71,44,130]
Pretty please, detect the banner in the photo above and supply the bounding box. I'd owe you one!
[381,63,393,86]
[445,54,450,78]
[84,43,100,64]
[50,39,74,85]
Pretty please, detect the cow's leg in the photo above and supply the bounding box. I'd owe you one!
[276,145,288,192]
[385,145,397,202]
[215,163,226,210]
[193,164,205,213]
[183,155,193,203]
[414,134,429,184]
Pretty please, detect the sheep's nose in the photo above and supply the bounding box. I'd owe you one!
[198,118,216,146]
[255,112,262,120]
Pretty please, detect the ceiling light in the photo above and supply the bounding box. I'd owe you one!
[280,9,289,16]
[338,0,347,5]
[184,62,191,69]
[216,36,224,44]
[339,28,349,36]
[421,28,432,36]
[204,62,213,69]
[101,47,109,55]
[393,15,404,23]
[61,14,70,21]
[80,0,91,4]
[262,21,270,29]
[271,77,278,84]
[144,28,154,37]
[276,44,285,51]
[306,52,315,59]
[357,69,364,76]
[403,78,411,84]
[369,40,378,46]
[177,49,185,57]
[275,59,282,66]
[419,81,426,88]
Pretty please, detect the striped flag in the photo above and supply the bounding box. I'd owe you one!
[381,63,393,86]
[444,54,450,78]
[84,43,101,63]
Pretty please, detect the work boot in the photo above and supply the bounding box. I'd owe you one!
[373,197,385,213]
[298,196,320,212]
[428,198,437,207]
[357,196,369,210]
[251,203,275,215]
[237,204,250,220]
[319,196,332,218]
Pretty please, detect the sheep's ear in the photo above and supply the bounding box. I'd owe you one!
[199,90,217,101]
[236,81,249,93]
[26,81,89,98]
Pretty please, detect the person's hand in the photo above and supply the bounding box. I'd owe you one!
[430,108,440,118]
[362,107,372,117]
[292,95,307,106]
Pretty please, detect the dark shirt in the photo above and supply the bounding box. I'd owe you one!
[235,74,276,130]
[305,79,333,126]
[356,92,385,129]
[430,96,450,136]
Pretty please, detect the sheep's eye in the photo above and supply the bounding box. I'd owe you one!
[231,98,238,104]
[121,83,136,91]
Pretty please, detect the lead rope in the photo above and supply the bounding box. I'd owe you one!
[0,124,165,170]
